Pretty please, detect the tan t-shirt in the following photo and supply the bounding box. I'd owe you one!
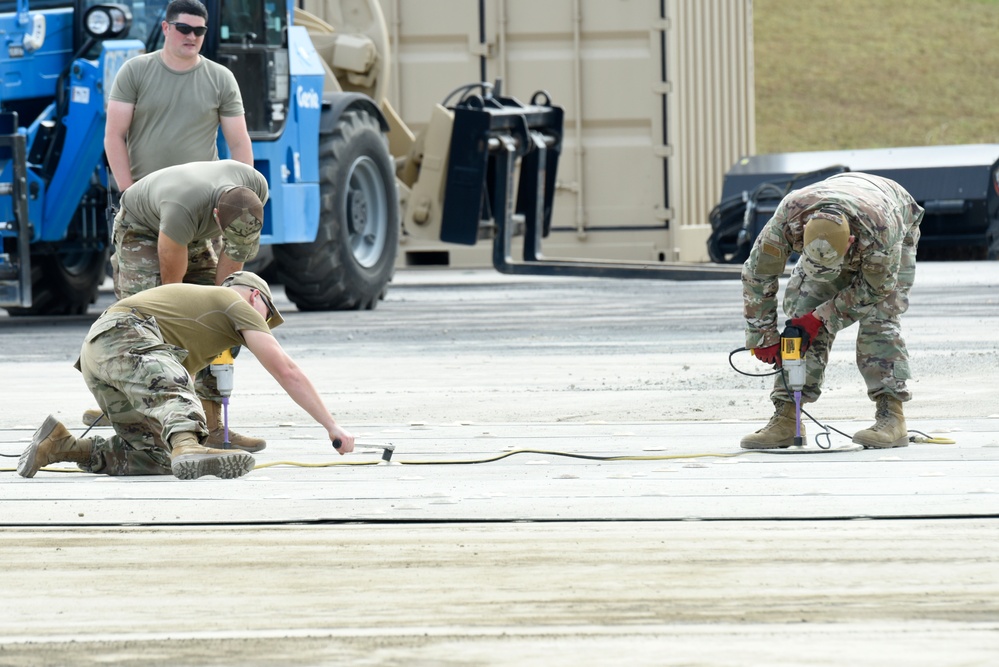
[120,160,268,256]
[109,51,245,181]
[114,283,273,375]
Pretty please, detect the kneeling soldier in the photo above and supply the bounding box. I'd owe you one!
[18,272,354,480]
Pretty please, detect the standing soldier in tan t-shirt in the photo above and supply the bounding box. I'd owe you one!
[18,273,356,481]
[105,0,253,189]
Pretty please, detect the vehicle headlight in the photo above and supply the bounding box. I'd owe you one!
[83,4,132,40]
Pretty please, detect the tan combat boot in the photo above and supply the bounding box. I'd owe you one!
[169,432,255,480]
[201,399,266,453]
[18,415,94,478]
[740,400,804,450]
[852,395,909,449]
[82,408,111,427]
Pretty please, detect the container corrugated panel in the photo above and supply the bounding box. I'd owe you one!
[375,0,753,266]
[666,0,755,261]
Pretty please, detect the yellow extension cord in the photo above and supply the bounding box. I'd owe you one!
[910,435,957,445]
[253,449,749,469]
[0,437,958,474]
[1,449,749,474]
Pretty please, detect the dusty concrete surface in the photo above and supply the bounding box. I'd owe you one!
[1,521,998,666]
[0,262,997,428]
[1,262,998,665]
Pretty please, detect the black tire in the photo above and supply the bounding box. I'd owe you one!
[243,245,279,283]
[5,243,110,316]
[274,109,398,310]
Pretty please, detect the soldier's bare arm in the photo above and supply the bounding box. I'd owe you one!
[240,329,356,453]
[105,100,136,191]
[157,232,189,284]
[215,253,244,285]
[220,115,254,166]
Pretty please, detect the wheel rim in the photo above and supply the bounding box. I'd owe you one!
[344,155,388,269]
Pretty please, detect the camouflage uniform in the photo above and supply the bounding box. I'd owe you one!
[111,214,218,297]
[75,309,207,475]
[110,160,267,402]
[742,172,924,404]
[110,211,227,402]
[72,279,275,476]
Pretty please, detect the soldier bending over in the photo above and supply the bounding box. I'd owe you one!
[740,172,924,450]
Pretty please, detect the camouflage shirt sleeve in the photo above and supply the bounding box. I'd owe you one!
[742,206,794,348]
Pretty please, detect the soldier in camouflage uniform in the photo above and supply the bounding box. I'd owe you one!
[741,172,923,450]
[18,272,356,480]
[87,159,270,452]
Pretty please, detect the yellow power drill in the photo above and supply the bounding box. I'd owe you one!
[779,321,808,447]
[209,349,235,446]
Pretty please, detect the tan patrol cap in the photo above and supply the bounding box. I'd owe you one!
[802,209,851,267]
[222,270,284,328]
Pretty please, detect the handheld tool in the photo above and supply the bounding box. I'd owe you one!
[334,439,395,463]
[779,321,808,447]
[209,349,235,446]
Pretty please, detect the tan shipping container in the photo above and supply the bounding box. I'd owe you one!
[307,0,755,267]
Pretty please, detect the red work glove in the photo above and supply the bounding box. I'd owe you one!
[791,312,823,340]
[790,312,823,352]
[752,344,781,366]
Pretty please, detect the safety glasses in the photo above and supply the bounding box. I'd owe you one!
[255,290,275,323]
[169,21,208,37]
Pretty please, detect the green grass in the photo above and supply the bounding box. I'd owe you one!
[754,0,999,153]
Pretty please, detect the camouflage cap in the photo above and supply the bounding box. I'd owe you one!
[221,270,284,328]
[802,209,850,268]
[217,187,264,263]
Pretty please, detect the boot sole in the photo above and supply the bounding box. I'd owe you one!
[740,433,804,450]
[852,434,910,449]
[740,441,794,450]
[171,452,255,480]
[18,415,61,478]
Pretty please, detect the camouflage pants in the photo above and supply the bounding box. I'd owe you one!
[110,213,225,402]
[772,247,917,405]
[77,310,209,476]
[111,212,219,298]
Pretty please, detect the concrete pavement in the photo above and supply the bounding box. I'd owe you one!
[1,262,997,665]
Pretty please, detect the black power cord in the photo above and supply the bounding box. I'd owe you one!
[730,346,839,449]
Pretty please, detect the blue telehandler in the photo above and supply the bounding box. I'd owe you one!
[0,0,572,315]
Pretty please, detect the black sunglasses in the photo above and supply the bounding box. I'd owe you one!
[169,21,208,37]
[255,290,274,322]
